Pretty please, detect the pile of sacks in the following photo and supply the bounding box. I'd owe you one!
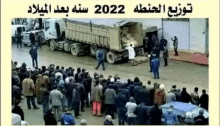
[121,34,137,48]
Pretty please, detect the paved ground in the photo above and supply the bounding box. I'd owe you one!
[12,44,208,125]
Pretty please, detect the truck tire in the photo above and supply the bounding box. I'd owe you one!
[70,43,80,56]
[107,51,116,64]
[50,40,57,51]
[90,45,97,56]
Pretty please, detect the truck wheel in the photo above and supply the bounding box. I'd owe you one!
[50,40,56,51]
[107,51,116,64]
[90,45,97,56]
[70,44,79,56]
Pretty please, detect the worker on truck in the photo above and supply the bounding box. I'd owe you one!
[95,49,105,70]
[126,44,137,66]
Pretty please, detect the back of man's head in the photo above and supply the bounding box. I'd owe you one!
[195,87,199,92]
[202,89,206,94]
[56,66,60,70]
[147,80,151,85]
[154,103,158,108]
[182,87,187,92]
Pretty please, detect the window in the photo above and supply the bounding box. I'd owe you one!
[45,22,50,31]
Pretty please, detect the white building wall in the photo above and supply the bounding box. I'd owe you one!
[189,19,206,54]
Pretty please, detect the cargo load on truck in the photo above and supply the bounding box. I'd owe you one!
[45,18,145,64]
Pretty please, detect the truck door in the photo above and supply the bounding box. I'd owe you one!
[55,23,61,40]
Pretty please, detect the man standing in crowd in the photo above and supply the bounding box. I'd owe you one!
[16,32,23,48]
[49,85,63,122]
[29,45,38,68]
[40,84,50,115]
[150,103,162,125]
[37,32,42,48]
[126,44,137,66]
[166,90,176,103]
[72,85,81,119]
[191,87,199,105]
[171,36,178,56]
[194,109,208,125]
[125,97,137,125]
[95,49,105,70]
[134,101,149,125]
[22,72,40,110]
[151,54,160,79]
[29,32,35,45]
[181,87,191,103]
[115,90,127,125]
[199,89,209,110]
[104,85,116,119]
[91,80,103,116]
[163,42,169,66]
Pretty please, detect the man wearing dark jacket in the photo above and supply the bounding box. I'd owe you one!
[115,91,127,125]
[105,85,116,119]
[133,83,143,105]
[181,88,191,103]
[29,45,38,68]
[194,109,208,125]
[66,78,75,108]
[173,89,182,102]
[150,103,162,125]
[149,83,158,106]
[75,68,81,83]
[134,102,149,125]
[44,109,57,125]
[29,32,35,45]
[199,89,209,110]
[163,43,169,66]
[40,84,50,115]
[139,85,151,106]
[12,102,24,120]
[78,80,86,112]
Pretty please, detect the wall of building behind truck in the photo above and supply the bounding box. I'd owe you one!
[163,20,190,50]
[189,18,207,54]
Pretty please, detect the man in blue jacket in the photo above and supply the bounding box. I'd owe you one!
[151,54,160,79]
[95,49,105,70]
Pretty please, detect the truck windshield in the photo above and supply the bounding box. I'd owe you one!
[45,22,50,31]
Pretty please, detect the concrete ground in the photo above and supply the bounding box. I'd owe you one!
[12,44,208,125]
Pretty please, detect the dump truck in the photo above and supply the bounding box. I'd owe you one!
[44,18,145,64]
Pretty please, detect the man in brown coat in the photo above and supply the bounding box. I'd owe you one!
[42,71,51,90]
[36,74,43,104]
[154,84,166,106]
[22,72,39,110]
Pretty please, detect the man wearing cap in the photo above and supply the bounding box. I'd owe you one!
[151,54,160,79]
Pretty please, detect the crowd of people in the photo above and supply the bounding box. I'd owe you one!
[12,60,209,125]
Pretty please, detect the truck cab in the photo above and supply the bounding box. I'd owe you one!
[44,18,65,44]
